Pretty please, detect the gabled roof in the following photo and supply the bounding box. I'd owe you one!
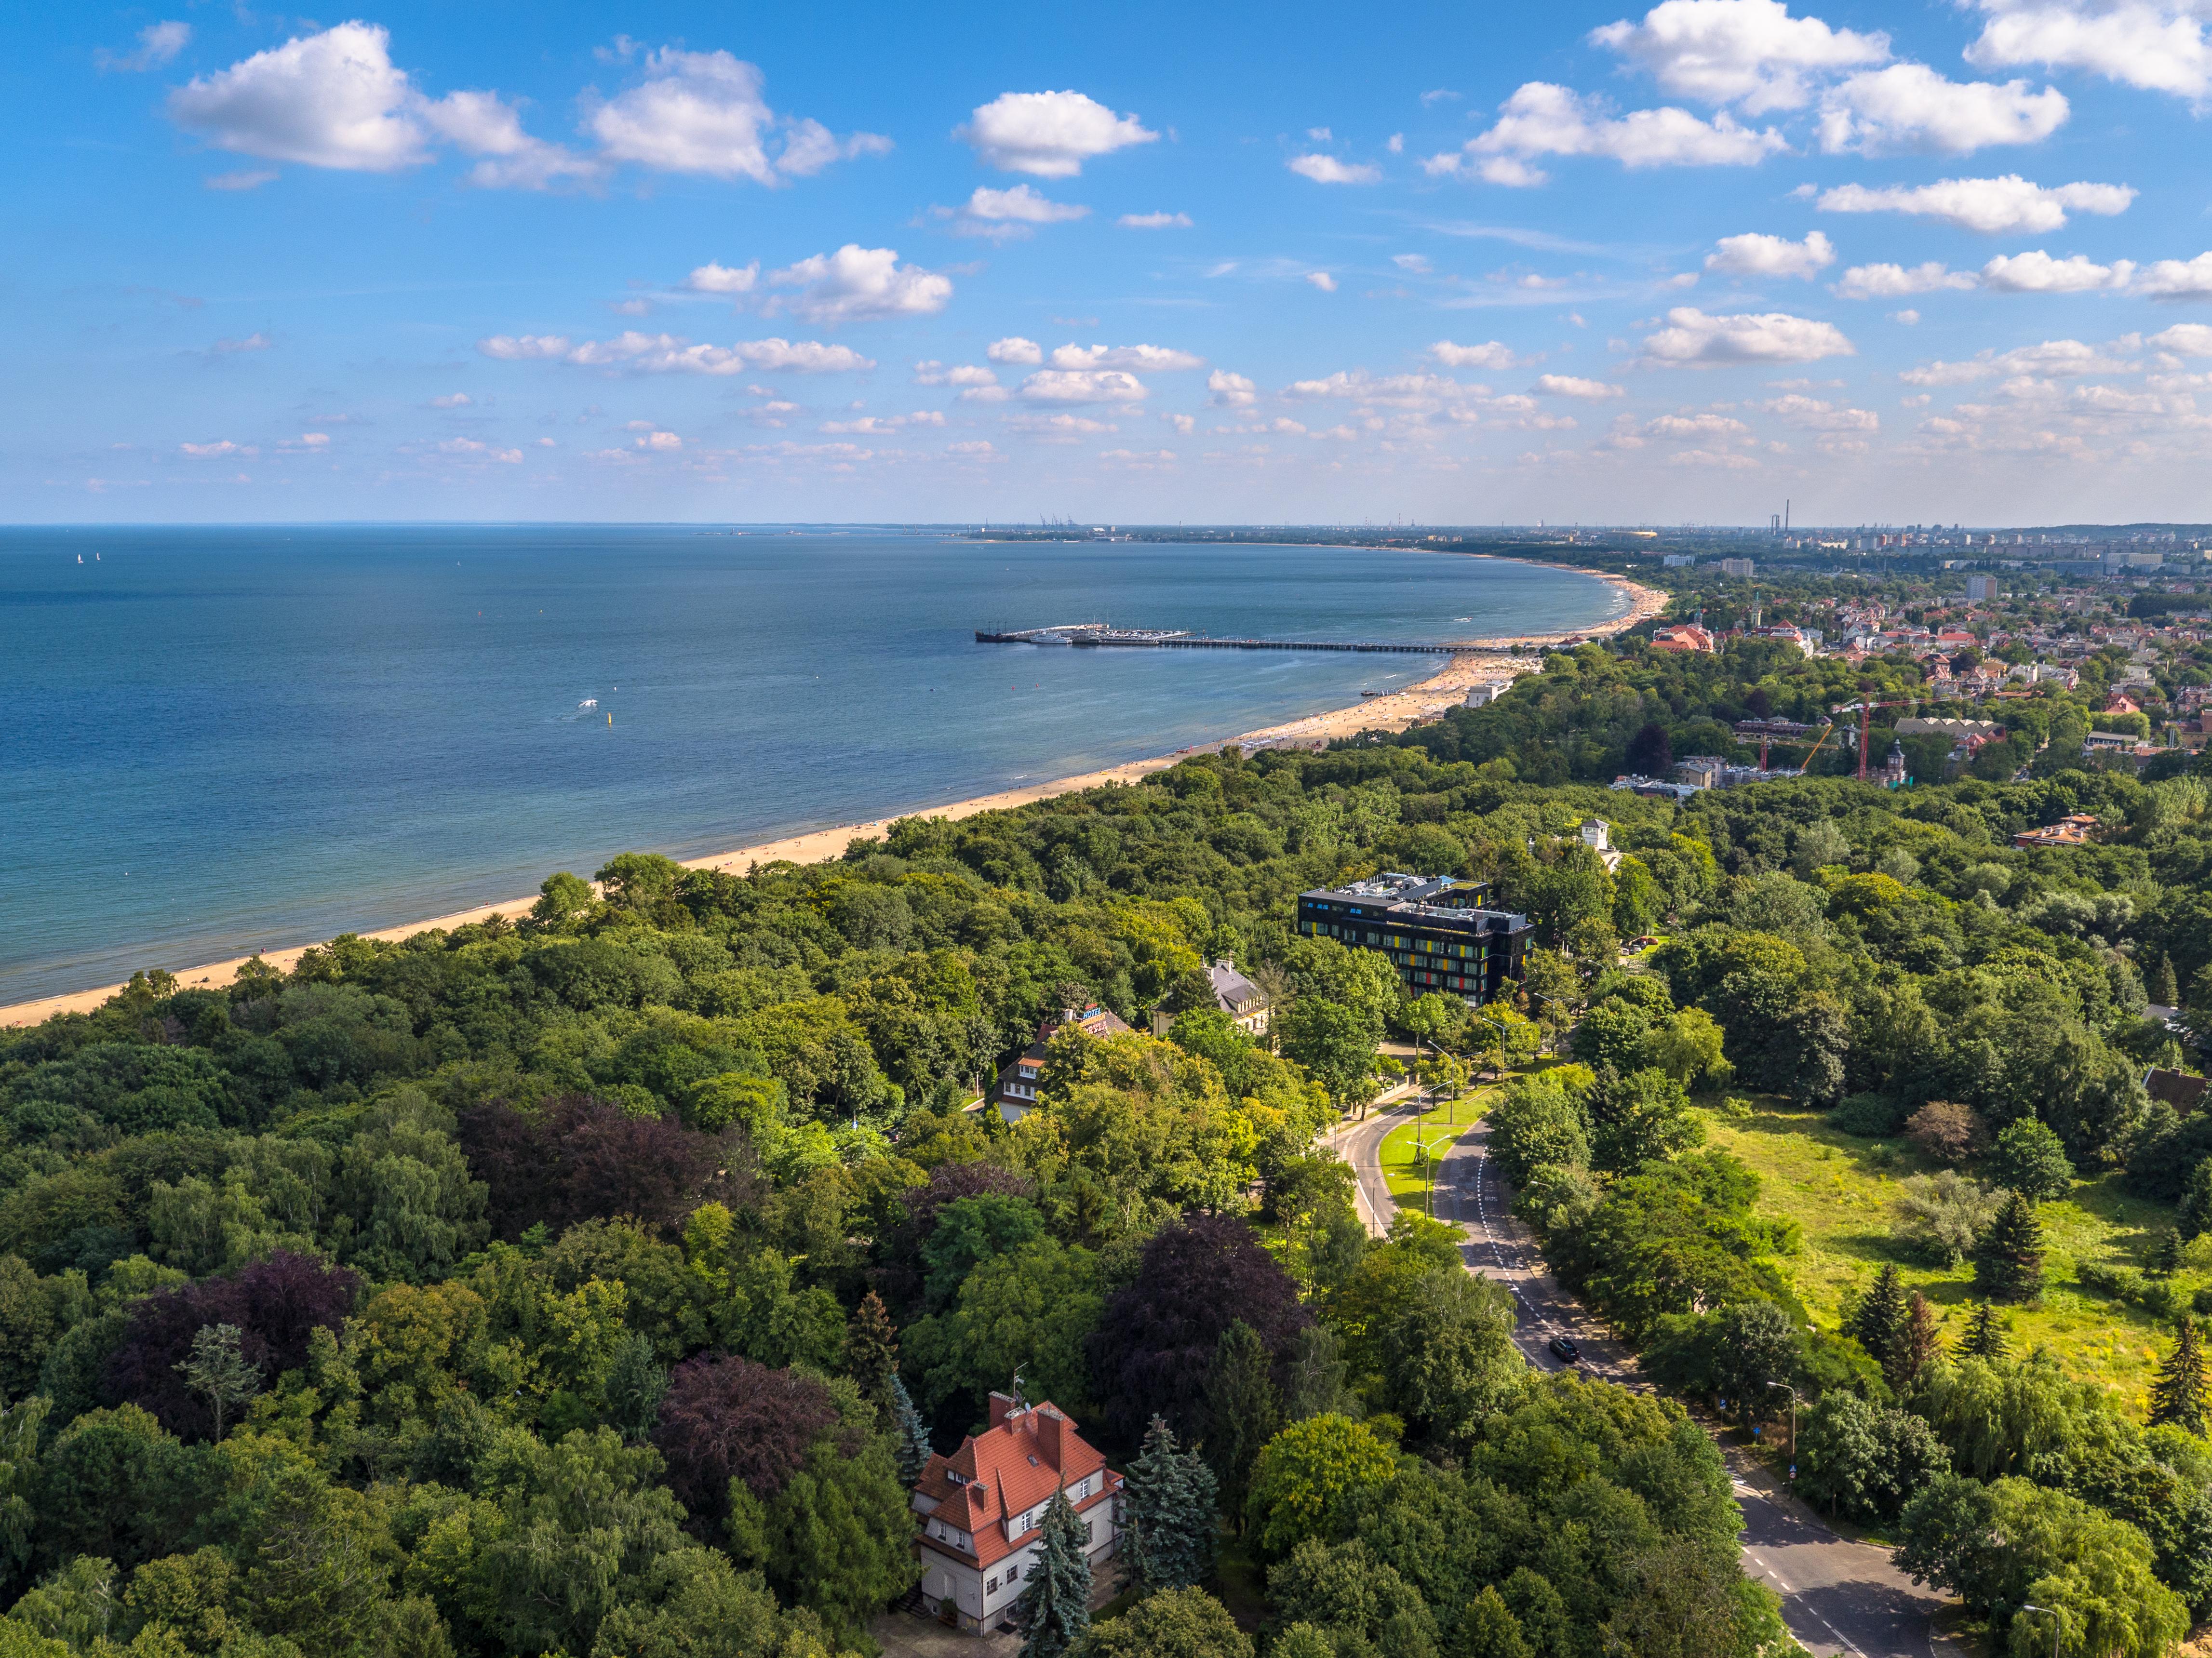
[912,1397,1119,1570]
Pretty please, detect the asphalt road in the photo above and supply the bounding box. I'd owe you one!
[1334,1097,1955,1658]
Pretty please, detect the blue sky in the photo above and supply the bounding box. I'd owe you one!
[12,0,2212,524]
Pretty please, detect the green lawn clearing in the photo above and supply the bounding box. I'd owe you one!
[1703,1100,2190,1419]
[1378,1091,1494,1212]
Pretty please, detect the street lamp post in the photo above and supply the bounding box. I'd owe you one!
[1766,1381,1798,1482]
[2019,1603,2060,1658]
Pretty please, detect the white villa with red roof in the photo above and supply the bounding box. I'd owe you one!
[910,1392,1123,1634]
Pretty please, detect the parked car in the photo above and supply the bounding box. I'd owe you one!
[1547,1333,1581,1364]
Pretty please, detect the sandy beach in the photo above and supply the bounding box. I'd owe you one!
[0,568,1665,1029]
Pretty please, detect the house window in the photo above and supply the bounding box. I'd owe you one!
[987,1577,999,1593]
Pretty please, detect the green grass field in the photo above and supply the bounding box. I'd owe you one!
[1704,1100,2190,1418]
[1377,1091,1492,1211]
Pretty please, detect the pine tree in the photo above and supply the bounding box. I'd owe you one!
[603,1332,668,1443]
[175,1322,261,1442]
[2180,1162,2212,1243]
[2151,1318,2212,1436]
[1123,1415,1220,1592]
[888,1373,933,1486]
[1850,1264,1908,1375]
[2154,1228,2185,1277]
[844,1291,899,1411]
[1972,1190,2045,1302]
[1016,1489,1092,1658]
[1200,1321,1281,1524]
[2153,953,2182,1009]
[1961,1302,2010,1360]
[1896,1292,1941,1389]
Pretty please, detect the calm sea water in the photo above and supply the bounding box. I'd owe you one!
[1,527,1623,1001]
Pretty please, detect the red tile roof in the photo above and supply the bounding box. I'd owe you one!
[913,1397,1121,1570]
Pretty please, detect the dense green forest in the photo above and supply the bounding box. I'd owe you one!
[5,634,2212,1658]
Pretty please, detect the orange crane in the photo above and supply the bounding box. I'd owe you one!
[1832,697,1916,782]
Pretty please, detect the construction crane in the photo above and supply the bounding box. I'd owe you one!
[1832,697,1916,782]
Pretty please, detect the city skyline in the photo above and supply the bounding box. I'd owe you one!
[13,0,2212,524]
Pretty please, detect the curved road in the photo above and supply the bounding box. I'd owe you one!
[1331,1099,1956,1658]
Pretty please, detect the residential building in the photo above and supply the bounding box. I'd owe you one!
[1462,680,1513,708]
[1152,957,1271,1036]
[2012,813,2100,849]
[1718,557,1756,577]
[1296,872,1532,1002]
[1648,624,1716,654]
[990,1003,1132,1123]
[912,1394,1123,1634]
[1966,575,1997,602]
[1578,817,1624,873]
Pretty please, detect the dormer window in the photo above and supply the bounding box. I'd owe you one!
[946,1470,966,1485]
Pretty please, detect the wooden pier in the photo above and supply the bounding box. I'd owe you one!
[975,625,1466,655]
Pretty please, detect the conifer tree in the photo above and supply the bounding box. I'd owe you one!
[2154,1227,2185,1277]
[1016,1489,1092,1658]
[888,1374,933,1486]
[844,1291,899,1410]
[1896,1292,1941,1390]
[1972,1190,2045,1302]
[2153,952,2182,1009]
[1200,1321,1281,1523]
[2180,1162,2212,1242]
[603,1332,669,1443]
[1960,1302,2010,1361]
[1850,1264,1908,1375]
[2152,1318,2212,1436]
[1123,1415,1220,1592]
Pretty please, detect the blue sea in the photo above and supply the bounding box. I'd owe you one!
[0,527,1624,1002]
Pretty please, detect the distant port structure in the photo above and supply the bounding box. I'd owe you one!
[974,622,1474,655]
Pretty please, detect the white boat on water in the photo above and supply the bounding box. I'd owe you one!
[579,698,598,709]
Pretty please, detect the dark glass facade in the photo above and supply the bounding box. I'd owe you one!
[1294,873,1533,1002]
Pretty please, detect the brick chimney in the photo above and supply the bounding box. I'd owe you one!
[1034,1405,1063,1470]
[988,1391,1021,1430]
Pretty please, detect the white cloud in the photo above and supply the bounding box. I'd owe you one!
[1388,134,1405,153]
[1284,371,1464,406]
[820,412,943,434]
[2151,323,2212,356]
[913,361,1000,388]
[944,440,1004,461]
[989,338,1043,365]
[1007,413,1119,440]
[1899,337,2138,383]
[1460,82,1785,186]
[1834,261,1979,298]
[1816,65,2068,155]
[2137,253,2212,300]
[478,332,874,374]
[1430,339,1520,369]
[179,440,255,458]
[1288,154,1382,184]
[1162,413,1197,434]
[1395,254,1434,274]
[1705,229,1836,279]
[1980,250,2134,292]
[1099,448,1179,465]
[1049,343,1205,371]
[1307,271,1340,292]
[958,90,1157,177]
[1536,373,1628,398]
[97,21,190,73]
[764,246,952,323]
[205,169,278,190]
[938,184,1090,241]
[165,22,604,187]
[420,89,598,188]
[1590,0,1890,112]
[1892,308,1921,323]
[686,261,760,294]
[428,393,473,408]
[1965,0,2212,101]
[587,48,886,182]
[1647,412,1750,436]
[1018,369,1148,403]
[1640,306,1856,364]
[1816,174,2134,234]
[209,332,270,354]
[439,437,523,462]
[1208,370,1258,407]
[1120,211,1192,228]
[169,22,430,171]
[1760,393,1879,429]
[1669,447,1761,467]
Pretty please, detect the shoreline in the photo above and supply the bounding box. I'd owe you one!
[0,568,1663,1029]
